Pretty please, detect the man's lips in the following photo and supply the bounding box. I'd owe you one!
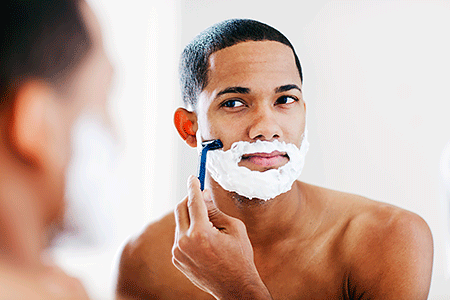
[240,151,289,168]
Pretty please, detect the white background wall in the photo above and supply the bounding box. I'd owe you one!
[56,0,450,299]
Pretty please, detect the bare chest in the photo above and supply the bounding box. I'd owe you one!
[254,241,348,299]
[157,246,349,300]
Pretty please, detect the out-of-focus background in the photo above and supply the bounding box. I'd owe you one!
[54,0,450,299]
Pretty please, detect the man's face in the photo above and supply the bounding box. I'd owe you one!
[196,41,305,172]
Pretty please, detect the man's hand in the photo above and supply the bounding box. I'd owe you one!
[172,176,272,300]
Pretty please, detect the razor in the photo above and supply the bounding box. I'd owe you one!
[197,139,223,190]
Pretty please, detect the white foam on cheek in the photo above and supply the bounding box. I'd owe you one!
[206,130,309,200]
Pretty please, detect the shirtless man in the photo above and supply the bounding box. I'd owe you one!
[115,19,433,299]
[0,0,113,298]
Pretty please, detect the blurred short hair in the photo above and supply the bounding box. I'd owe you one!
[0,0,92,109]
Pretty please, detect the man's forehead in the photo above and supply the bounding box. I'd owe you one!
[204,41,301,94]
[209,40,297,72]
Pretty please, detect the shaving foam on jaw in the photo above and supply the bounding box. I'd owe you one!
[206,130,309,200]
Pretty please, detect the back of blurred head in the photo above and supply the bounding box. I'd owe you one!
[0,0,114,267]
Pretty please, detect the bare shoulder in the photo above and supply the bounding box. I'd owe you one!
[316,186,433,299]
[115,212,176,299]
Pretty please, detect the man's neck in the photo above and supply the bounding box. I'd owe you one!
[209,179,321,250]
[0,151,46,268]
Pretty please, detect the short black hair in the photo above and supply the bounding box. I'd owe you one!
[179,18,303,109]
[0,0,92,110]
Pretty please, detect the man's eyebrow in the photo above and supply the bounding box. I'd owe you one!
[216,86,251,97]
[275,84,302,94]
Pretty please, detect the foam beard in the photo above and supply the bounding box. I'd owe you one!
[206,129,309,201]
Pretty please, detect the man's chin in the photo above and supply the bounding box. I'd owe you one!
[230,192,272,206]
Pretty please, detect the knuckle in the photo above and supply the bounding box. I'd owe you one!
[207,206,221,219]
[176,229,212,253]
[232,218,247,231]
[177,235,190,251]
[190,230,209,244]
[191,230,208,242]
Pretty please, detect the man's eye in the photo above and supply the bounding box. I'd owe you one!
[276,96,298,105]
[222,100,245,108]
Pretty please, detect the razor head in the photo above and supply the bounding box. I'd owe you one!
[198,139,223,191]
[201,139,223,151]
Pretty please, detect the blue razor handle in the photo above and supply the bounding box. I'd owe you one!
[198,139,223,191]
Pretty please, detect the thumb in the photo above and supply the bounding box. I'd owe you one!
[203,189,235,230]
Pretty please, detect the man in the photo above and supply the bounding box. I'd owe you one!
[0,0,113,298]
[116,19,433,299]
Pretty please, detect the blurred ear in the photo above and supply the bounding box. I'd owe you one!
[174,107,197,148]
[8,80,63,169]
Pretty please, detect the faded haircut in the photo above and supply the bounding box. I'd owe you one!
[179,18,303,109]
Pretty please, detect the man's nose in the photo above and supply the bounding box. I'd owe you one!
[248,106,282,141]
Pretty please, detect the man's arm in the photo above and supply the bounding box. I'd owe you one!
[115,239,155,300]
[348,208,433,299]
[114,216,180,300]
[172,175,273,300]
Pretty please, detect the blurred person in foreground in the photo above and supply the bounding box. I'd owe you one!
[0,0,114,298]
[116,19,433,300]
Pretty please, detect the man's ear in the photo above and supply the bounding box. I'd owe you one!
[8,80,56,168]
[174,107,198,148]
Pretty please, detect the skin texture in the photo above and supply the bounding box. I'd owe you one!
[0,1,113,299]
[115,41,433,300]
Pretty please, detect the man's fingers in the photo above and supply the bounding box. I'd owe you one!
[203,190,237,231]
[174,197,190,233]
[183,176,243,234]
[187,175,209,227]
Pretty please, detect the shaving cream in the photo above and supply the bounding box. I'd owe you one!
[206,130,309,200]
